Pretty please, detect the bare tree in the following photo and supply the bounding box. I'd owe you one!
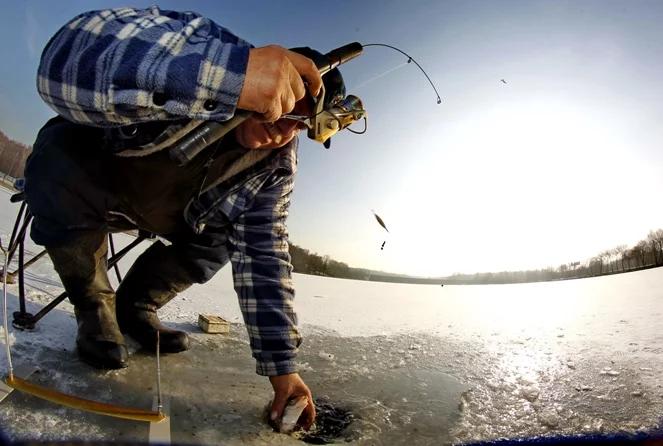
[590,256,603,275]
[635,240,650,267]
[647,229,663,266]
[599,250,613,274]
[613,245,627,272]
[0,130,31,178]
[623,248,634,271]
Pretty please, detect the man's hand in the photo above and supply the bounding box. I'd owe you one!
[234,116,300,149]
[269,373,316,431]
[238,45,322,122]
[234,95,311,150]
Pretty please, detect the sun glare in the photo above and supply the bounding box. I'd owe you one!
[374,99,656,277]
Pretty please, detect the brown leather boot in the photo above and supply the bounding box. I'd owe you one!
[116,240,192,353]
[47,232,128,369]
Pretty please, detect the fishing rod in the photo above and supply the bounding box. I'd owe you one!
[167,42,366,165]
[117,42,441,164]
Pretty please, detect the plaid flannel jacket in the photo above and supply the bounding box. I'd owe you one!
[37,6,250,126]
[37,6,302,376]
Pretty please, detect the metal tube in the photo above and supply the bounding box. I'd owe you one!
[107,235,146,269]
[6,204,28,265]
[10,249,47,275]
[108,235,122,283]
[18,237,25,315]
[156,331,162,414]
[28,291,68,324]
[2,249,14,378]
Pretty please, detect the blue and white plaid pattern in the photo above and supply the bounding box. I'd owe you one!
[37,6,251,126]
[190,143,301,376]
[37,7,303,375]
[223,148,301,376]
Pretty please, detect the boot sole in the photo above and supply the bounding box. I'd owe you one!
[122,332,190,354]
[76,342,129,370]
[77,351,129,369]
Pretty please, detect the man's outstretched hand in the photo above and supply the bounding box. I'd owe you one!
[238,46,322,122]
[269,372,316,430]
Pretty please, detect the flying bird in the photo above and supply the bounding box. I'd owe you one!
[500,79,507,84]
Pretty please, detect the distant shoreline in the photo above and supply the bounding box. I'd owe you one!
[295,263,663,286]
[2,173,660,288]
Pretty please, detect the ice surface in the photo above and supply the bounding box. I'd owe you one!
[0,188,662,445]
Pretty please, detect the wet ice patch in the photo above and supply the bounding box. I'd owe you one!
[298,397,354,444]
[318,351,335,361]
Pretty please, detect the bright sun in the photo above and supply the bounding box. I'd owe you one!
[369,99,657,277]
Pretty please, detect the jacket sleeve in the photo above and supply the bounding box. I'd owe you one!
[226,161,301,376]
[36,6,252,126]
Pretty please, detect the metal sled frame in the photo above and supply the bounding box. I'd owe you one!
[1,192,169,433]
[3,374,165,422]
[5,192,151,330]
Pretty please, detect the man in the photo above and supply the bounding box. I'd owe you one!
[24,6,344,429]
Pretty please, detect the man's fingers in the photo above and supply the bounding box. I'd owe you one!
[289,67,306,103]
[239,46,322,120]
[301,396,316,430]
[262,76,297,120]
[261,98,282,123]
[287,51,323,97]
[281,87,297,116]
[270,392,289,422]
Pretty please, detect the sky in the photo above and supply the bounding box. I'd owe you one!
[1,0,662,277]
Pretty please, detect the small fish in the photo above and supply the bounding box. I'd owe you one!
[380,241,386,250]
[279,396,309,434]
[371,210,389,233]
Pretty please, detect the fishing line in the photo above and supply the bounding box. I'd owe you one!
[345,120,367,135]
[361,43,442,104]
[350,61,410,91]
[287,42,441,123]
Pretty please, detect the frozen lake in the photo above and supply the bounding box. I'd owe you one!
[0,186,661,445]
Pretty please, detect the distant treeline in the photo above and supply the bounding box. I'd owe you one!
[290,228,663,285]
[290,244,356,279]
[446,229,663,284]
[289,243,446,284]
[2,129,661,285]
[0,130,31,179]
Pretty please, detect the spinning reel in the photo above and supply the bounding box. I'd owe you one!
[283,43,367,148]
[285,93,366,149]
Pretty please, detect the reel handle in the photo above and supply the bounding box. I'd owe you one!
[169,42,363,166]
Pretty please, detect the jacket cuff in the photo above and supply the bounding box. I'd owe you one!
[255,359,298,377]
[203,44,250,121]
